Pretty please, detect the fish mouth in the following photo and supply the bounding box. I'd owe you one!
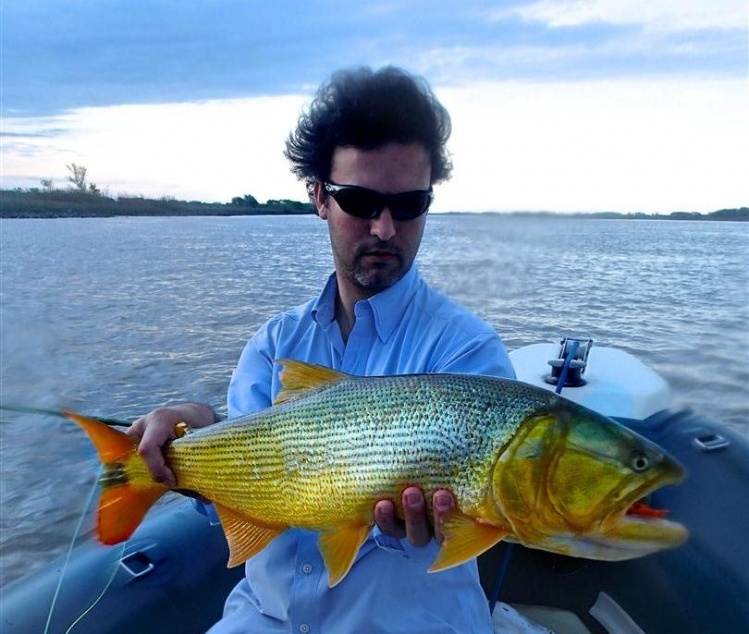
[590,468,689,560]
[551,451,689,561]
[587,510,689,560]
[539,496,688,561]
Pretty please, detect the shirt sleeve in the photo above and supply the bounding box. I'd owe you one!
[436,329,516,379]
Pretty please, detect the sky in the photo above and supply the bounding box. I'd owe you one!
[1,0,747,213]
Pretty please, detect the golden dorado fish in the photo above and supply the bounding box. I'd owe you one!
[66,360,688,587]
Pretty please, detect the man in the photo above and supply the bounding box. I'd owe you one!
[130,66,514,633]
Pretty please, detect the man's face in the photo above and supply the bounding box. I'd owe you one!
[314,142,431,298]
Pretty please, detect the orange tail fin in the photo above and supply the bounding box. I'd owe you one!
[64,410,168,545]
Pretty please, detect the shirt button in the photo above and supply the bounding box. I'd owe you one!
[301,563,313,574]
[299,624,310,634]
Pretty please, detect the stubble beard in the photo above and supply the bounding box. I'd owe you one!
[346,250,411,293]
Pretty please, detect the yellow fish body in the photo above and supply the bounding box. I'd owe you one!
[67,360,687,586]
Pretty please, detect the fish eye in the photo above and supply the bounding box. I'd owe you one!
[630,452,650,473]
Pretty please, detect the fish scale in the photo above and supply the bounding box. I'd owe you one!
[65,360,688,586]
[167,372,528,528]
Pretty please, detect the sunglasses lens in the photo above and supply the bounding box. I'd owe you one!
[390,192,431,220]
[331,189,381,219]
[327,184,432,220]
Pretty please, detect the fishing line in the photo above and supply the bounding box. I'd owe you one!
[41,465,126,634]
[0,404,132,427]
[42,468,93,633]
[62,541,126,634]
[5,404,130,632]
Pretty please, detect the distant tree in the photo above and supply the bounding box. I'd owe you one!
[40,178,54,192]
[266,199,311,212]
[66,163,101,196]
[66,163,88,191]
[231,194,259,207]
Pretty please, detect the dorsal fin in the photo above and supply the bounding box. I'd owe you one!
[274,359,349,405]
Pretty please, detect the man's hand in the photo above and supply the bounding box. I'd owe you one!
[374,487,454,547]
[127,403,217,487]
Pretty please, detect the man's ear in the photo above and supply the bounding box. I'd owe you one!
[313,181,329,219]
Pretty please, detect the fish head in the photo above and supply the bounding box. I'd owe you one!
[492,400,688,561]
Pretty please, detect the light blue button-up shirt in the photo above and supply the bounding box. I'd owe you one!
[209,265,514,634]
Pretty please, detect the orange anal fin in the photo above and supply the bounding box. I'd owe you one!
[98,483,167,545]
[429,511,509,573]
[318,524,372,587]
[213,503,284,567]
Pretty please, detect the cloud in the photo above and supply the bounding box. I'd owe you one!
[1,96,310,202]
[436,76,748,213]
[493,0,747,31]
[5,75,745,213]
[2,1,745,212]
[2,0,744,118]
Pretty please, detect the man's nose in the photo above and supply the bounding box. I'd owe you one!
[370,208,396,241]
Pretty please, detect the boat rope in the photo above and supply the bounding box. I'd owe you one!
[554,340,580,395]
[487,544,514,615]
[487,342,579,615]
[0,404,133,427]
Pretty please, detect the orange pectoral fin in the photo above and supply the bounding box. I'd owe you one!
[213,503,285,567]
[429,511,509,573]
[318,524,372,587]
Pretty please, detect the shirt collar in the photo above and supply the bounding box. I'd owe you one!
[311,273,338,327]
[367,264,420,342]
[311,264,421,342]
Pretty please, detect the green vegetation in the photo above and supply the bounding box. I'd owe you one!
[1,164,314,218]
[0,166,744,220]
[0,188,314,218]
[580,208,748,222]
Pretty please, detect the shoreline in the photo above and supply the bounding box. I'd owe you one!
[0,190,745,221]
[1,210,746,221]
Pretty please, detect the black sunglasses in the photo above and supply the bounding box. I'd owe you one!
[323,182,433,221]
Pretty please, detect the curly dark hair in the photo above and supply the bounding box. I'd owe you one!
[284,66,452,196]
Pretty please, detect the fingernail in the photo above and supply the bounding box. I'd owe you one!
[406,491,423,509]
[435,493,453,512]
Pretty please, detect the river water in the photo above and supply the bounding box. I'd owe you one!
[1,214,747,586]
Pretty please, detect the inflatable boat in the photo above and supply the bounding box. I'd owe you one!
[1,339,747,633]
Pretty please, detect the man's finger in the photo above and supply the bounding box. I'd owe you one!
[374,499,406,539]
[137,424,178,487]
[402,487,431,547]
[432,490,454,545]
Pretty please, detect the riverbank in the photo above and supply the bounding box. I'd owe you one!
[0,189,745,220]
[0,189,314,218]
